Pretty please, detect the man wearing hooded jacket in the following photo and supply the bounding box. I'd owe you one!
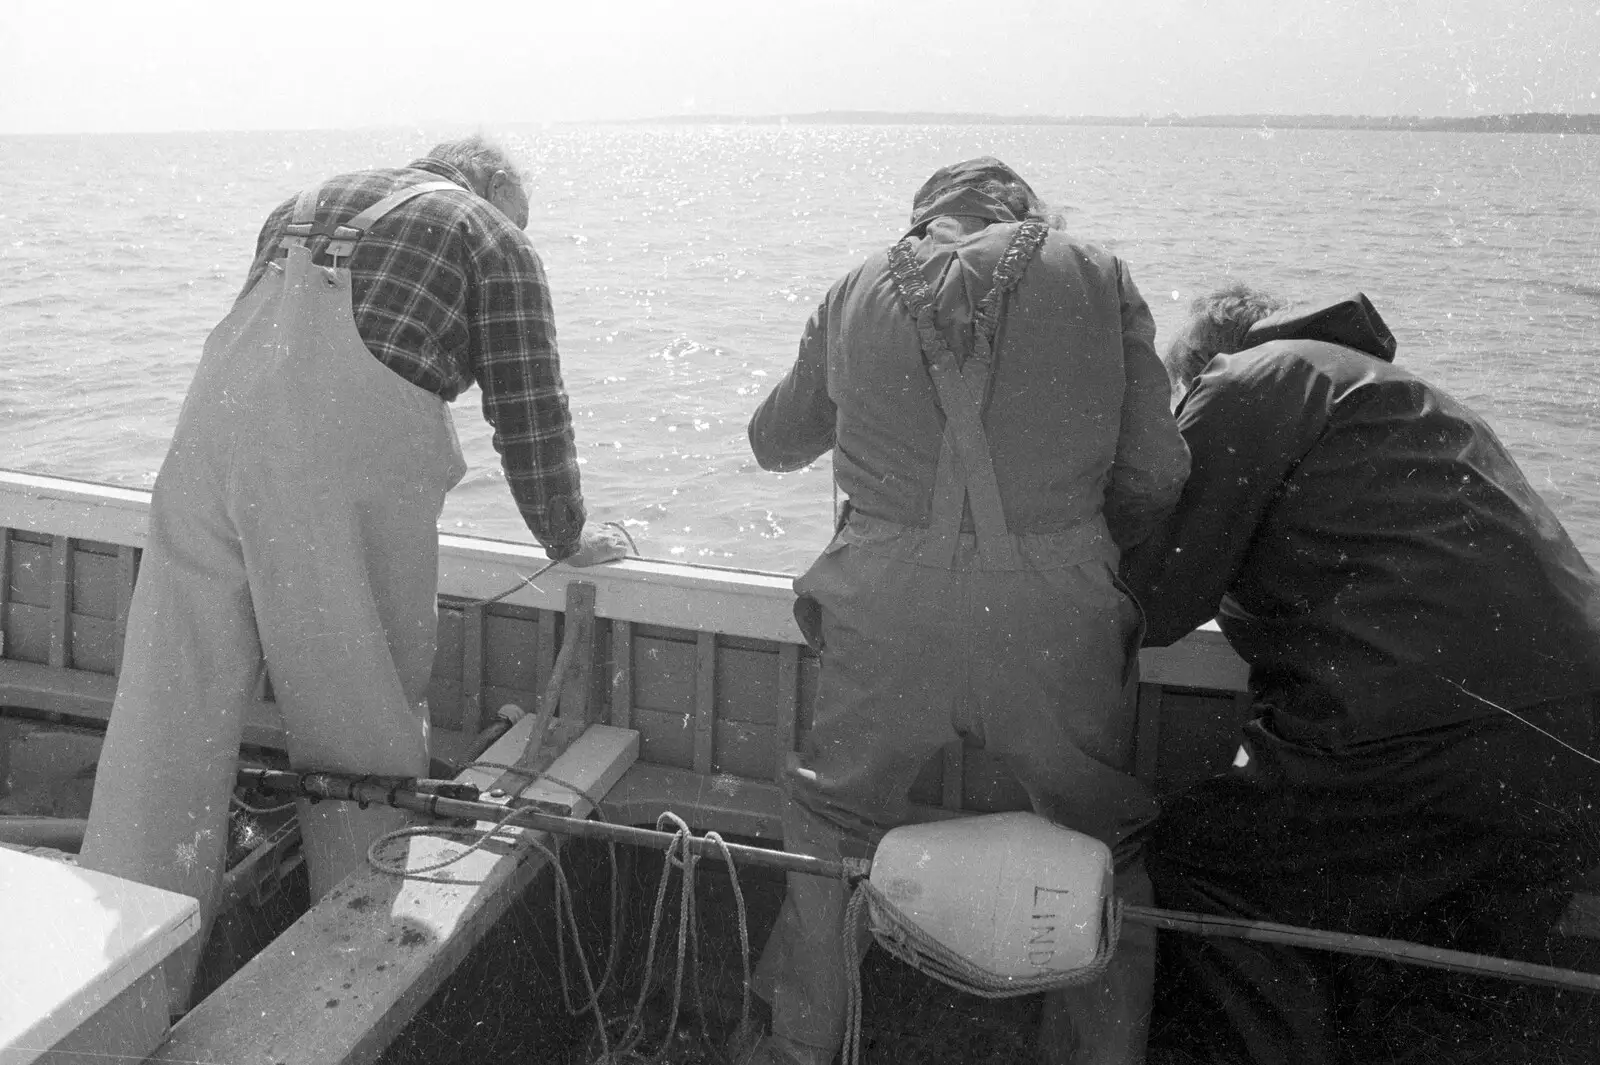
[742,158,1190,1065]
[1122,287,1600,1063]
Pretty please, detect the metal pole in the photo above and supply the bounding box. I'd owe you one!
[1123,904,1600,993]
[237,767,855,880]
[238,766,1600,994]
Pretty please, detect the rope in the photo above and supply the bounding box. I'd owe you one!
[840,878,1122,1065]
[230,792,297,816]
[362,765,752,1064]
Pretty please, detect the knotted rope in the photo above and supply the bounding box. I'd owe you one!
[839,876,1122,1065]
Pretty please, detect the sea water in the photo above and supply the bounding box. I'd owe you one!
[2,124,1598,573]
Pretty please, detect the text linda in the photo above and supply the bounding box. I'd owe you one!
[1027,884,1077,968]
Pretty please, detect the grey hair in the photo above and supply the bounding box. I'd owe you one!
[1165,283,1288,395]
[418,134,525,196]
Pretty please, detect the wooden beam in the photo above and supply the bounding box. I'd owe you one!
[461,603,486,733]
[153,722,640,1065]
[535,609,557,698]
[773,643,799,783]
[48,536,72,670]
[0,470,1249,679]
[0,661,477,770]
[608,619,633,730]
[559,581,597,726]
[0,526,10,658]
[111,546,137,675]
[693,632,716,775]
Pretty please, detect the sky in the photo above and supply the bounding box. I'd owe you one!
[2,0,1597,134]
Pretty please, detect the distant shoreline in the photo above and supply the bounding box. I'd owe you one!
[603,111,1600,135]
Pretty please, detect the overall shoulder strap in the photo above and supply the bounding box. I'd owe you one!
[885,239,1018,567]
[277,180,467,260]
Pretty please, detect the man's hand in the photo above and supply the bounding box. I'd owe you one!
[561,524,633,568]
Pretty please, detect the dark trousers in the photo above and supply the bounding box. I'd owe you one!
[1147,694,1600,1065]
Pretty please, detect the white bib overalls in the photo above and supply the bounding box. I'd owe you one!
[81,181,469,998]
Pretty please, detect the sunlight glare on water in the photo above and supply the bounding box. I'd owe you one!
[2,124,1598,573]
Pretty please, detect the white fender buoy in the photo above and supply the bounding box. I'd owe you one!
[869,812,1112,978]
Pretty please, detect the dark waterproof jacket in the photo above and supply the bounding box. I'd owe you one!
[1122,295,1600,742]
[748,198,1187,549]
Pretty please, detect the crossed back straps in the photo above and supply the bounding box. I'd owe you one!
[278,180,466,264]
[884,220,1049,566]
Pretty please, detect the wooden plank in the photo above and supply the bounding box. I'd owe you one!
[154,723,639,1065]
[559,581,597,726]
[630,706,696,770]
[940,740,964,811]
[633,632,697,711]
[6,602,51,664]
[461,603,486,733]
[535,608,557,698]
[0,527,10,658]
[111,546,137,674]
[0,470,1247,683]
[68,548,117,620]
[48,536,71,670]
[712,719,776,780]
[693,632,716,775]
[481,608,540,691]
[66,615,118,675]
[0,660,476,770]
[715,644,778,725]
[609,619,633,729]
[773,643,799,783]
[8,537,51,607]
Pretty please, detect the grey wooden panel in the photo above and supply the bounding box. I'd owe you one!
[426,676,463,732]
[713,719,775,780]
[631,706,695,770]
[6,602,51,664]
[483,609,540,692]
[632,634,697,713]
[70,548,119,620]
[8,537,50,607]
[715,644,778,726]
[69,615,120,675]
[796,651,819,734]
[693,633,715,774]
[773,644,799,782]
[433,607,463,682]
[49,536,71,668]
[609,620,633,729]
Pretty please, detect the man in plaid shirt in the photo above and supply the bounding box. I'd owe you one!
[81,135,624,1003]
[239,134,620,562]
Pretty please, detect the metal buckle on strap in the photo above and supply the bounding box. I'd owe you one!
[322,225,363,266]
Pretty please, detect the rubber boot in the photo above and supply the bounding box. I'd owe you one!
[1036,863,1155,1064]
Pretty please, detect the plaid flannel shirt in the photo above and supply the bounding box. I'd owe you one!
[239,158,585,558]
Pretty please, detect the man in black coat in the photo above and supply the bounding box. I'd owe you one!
[1121,286,1600,1063]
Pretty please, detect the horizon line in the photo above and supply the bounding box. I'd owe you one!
[3,109,1597,138]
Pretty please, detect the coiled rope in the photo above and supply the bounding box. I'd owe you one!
[364,763,752,1064]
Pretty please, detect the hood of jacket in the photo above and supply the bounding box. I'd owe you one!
[1241,292,1398,363]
